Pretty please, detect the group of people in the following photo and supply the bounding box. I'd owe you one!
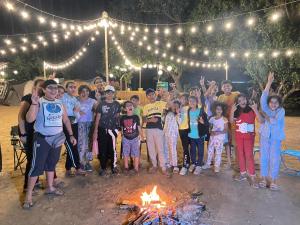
[19,72,285,209]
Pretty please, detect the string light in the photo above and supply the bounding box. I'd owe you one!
[176,27,183,35]
[51,21,57,28]
[258,52,264,58]
[20,10,30,20]
[154,28,159,34]
[5,2,14,11]
[190,26,197,33]
[246,17,255,26]
[230,52,236,58]
[244,51,250,58]
[4,39,12,45]
[272,51,280,58]
[166,42,171,48]
[178,45,184,51]
[38,16,46,24]
[204,50,209,55]
[206,24,213,33]
[224,21,232,30]
[191,48,197,54]
[270,11,281,22]
[217,51,223,57]
[167,65,172,71]
[164,28,170,35]
[285,49,293,56]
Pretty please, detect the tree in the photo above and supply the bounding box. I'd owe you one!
[6,54,43,83]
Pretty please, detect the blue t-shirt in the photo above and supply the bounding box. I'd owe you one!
[188,108,201,139]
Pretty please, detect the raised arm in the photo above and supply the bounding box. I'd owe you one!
[250,103,263,124]
[25,90,40,123]
[260,72,274,116]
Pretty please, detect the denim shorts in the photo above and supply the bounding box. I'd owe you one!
[122,136,140,157]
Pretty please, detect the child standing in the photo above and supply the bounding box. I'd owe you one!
[77,85,97,172]
[202,102,228,172]
[120,101,142,174]
[217,80,240,168]
[178,94,190,176]
[187,96,209,175]
[93,85,121,176]
[164,100,181,173]
[259,72,285,191]
[130,95,143,125]
[230,94,261,188]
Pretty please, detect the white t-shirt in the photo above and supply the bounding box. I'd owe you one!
[209,116,228,140]
[78,98,96,123]
[34,97,64,136]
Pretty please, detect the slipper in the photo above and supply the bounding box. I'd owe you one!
[259,180,267,188]
[75,170,87,176]
[270,183,280,191]
[53,181,65,189]
[45,188,64,196]
[23,201,34,210]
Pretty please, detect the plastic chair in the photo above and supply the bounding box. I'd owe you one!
[10,126,27,174]
[281,148,300,176]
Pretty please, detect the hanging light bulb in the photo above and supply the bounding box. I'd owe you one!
[158,70,163,75]
[32,43,38,49]
[129,36,134,41]
[271,51,280,58]
[190,26,197,33]
[270,12,281,22]
[176,27,183,35]
[10,48,17,53]
[155,49,159,54]
[5,2,14,11]
[204,50,209,55]
[164,28,170,35]
[170,56,174,60]
[258,52,264,58]
[191,48,197,54]
[178,45,184,51]
[0,50,6,55]
[138,41,143,46]
[154,39,159,45]
[4,39,12,45]
[285,49,294,57]
[135,26,140,32]
[147,45,152,51]
[206,24,213,33]
[154,28,159,34]
[224,21,232,30]
[38,16,46,24]
[20,10,29,20]
[37,35,44,41]
[176,58,181,63]
[244,51,250,58]
[183,60,187,65]
[91,36,95,41]
[143,36,148,41]
[42,41,48,46]
[230,52,236,58]
[166,42,171,48]
[144,27,149,33]
[51,21,57,28]
[246,17,255,26]
[61,23,67,29]
[217,51,223,57]
[167,66,172,71]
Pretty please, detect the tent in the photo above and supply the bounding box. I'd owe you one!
[0,81,33,106]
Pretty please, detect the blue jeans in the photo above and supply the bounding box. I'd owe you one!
[190,137,205,166]
[260,138,281,180]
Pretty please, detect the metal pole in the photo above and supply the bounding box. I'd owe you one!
[102,11,109,83]
[43,61,46,79]
[139,69,142,89]
[225,60,229,80]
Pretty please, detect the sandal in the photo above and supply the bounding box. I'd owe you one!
[270,183,280,191]
[53,180,65,189]
[259,180,267,188]
[45,188,64,196]
[23,201,34,210]
[75,169,87,176]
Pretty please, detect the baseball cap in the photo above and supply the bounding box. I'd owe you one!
[146,88,155,96]
[104,85,115,92]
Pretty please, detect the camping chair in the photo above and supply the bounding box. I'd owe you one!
[10,126,27,174]
[281,144,300,176]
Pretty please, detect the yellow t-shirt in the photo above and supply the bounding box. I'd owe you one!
[217,91,239,118]
[179,106,189,130]
[143,101,167,129]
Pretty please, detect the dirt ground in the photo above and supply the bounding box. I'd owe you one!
[0,106,300,225]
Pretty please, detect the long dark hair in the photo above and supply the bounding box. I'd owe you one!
[211,101,227,117]
[234,93,252,118]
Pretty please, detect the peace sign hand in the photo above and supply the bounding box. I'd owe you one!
[31,89,39,105]
[200,76,205,86]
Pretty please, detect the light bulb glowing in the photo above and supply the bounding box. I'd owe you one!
[225,21,232,30]
[204,50,209,55]
[258,52,264,58]
[162,53,167,58]
[135,27,140,32]
[176,28,182,35]
[270,12,281,22]
[246,17,255,26]
[154,28,159,34]
[230,52,236,58]
[144,27,149,33]
[164,28,170,35]
[166,42,171,48]
[21,11,29,20]
[190,26,197,33]
[38,16,46,24]
[244,51,250,58]
[178,45,184,51]
[191,48,197,54]
[0,50,6,55]
[154,39,159,45]
[272,51,280,58]
[155,49,159,54]
[217,51,223,57]
[6,2,14,11]
[32,43,37,49]
[206,25,213,32]
[61,23,67,29]
[147,45,152,51]
[285,49,293,57]
[138,41,143,46]
[143,36,148,41]
[4,39,12,45]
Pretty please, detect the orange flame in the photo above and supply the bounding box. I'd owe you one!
[140,186,166,209]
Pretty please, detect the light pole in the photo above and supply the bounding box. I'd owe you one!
[225,60,229,80]
[43,61,46,79]
[101,11,109,83]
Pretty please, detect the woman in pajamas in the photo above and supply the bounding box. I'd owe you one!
[259,72,285,191]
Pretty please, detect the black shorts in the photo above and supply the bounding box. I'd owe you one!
[28,133,62,177]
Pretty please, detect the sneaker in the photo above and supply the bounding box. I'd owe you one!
[173,167,180,173]
[202,164,211,170]
[98,169,107,176]
[148,166,158,173]
[112,167,120,175]
[234,173,247,182]
[179,167,188,176]
[214,166,220,173]
[189,164,196,173]
[193,166,202,175]
[85,163,93,172]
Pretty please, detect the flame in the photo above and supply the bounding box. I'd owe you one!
[140,186,166,209]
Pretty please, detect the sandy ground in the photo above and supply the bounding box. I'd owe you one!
[0,106,300,225]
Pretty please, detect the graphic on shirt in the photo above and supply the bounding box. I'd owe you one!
[123,118,137,134]
[42,102,63,127]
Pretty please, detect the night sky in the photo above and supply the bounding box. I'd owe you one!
[0,0,249,90]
